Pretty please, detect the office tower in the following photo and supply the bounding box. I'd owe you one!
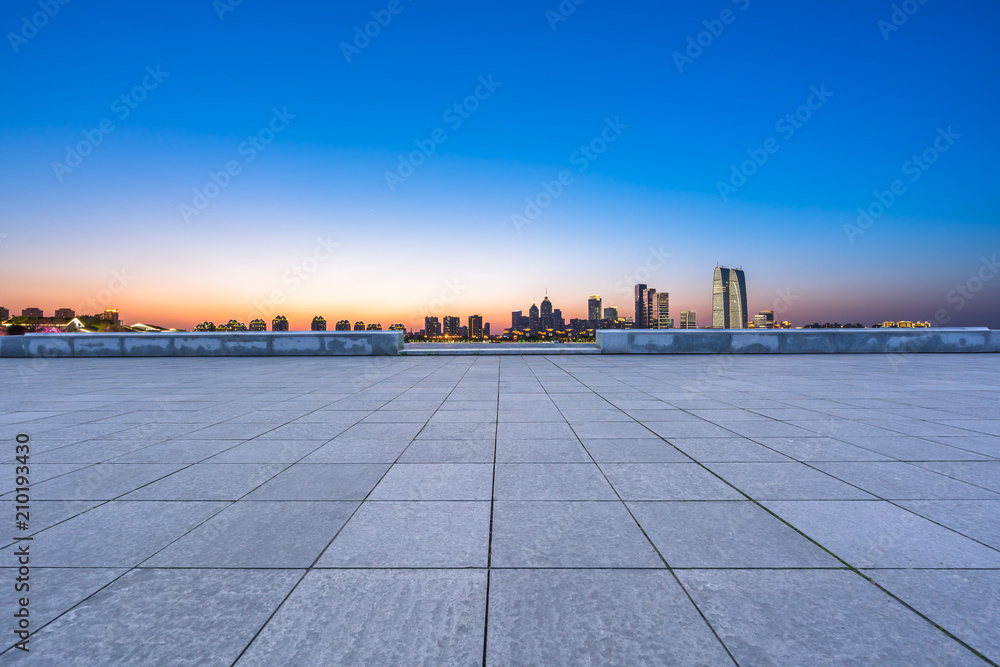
[604,306,618,320]
[335,319,351,331]
[552,308,564,330]
[249,318,267,331]
[484,323,490,337]
[54,308,75,319]
[366,323,382,330]
[713,266,749,329]
[680,311,696,329]
[588,295,602,322]
[654,292,670,328]
[0,307,8,321]
[425,316,441,337]
[753,310,775,329]
[634,285,647,328]
[511,310,522,330]
[311,316,327,331]
[353,321,365,331]
[272,315,289,331]
[443,315,460,336]
[469,314,484,340]
[540,296,553,329]
[22,307,43,318]
[528,303,539,330]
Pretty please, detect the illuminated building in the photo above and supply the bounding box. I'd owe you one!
[528,303,539,330]
[311,316,327,331]
[249,318,267,331]
[22,308,43,318]
[389,323,405,331]
[195,321,216,331]
[366,323,382,330]
[511,310,522,330]
[604,306,618,320]
[335,320,351,331]
[443,315,460,336]
[654,292,670,328]
[102,309,121,325]
[272,316,289,331]
[54,308,75,318]
[353,321,365,331]
[680,311,696,329]
[712,266,748,329]
[588,295,602,322]
[753,310,775,329]
[468,314,484,340]
[540,296,553,329]
[425,316,441,337]
[0,307,8,321]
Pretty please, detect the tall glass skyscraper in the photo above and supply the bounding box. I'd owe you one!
[541,296,553,329]
[654,292,670,329]
[712,266,748,329]
[588,295,602,322]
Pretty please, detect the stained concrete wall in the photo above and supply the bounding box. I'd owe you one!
[596,328,999,354]
[0,331,404,358]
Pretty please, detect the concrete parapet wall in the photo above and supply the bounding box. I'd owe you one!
[596,328,997,354]
[0,331,404,358]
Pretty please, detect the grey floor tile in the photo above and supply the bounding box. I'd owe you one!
[494,463,617,500]
[245,463,389,500]
[123,463,286,500]
[0,499,101,540]
[601,463,743,500]
[895,500,1000,548]
[4,569,300,665]
[629,501,838,567]
[705,462,875,500]
[839,436,993,461]
[811,462,1000,500]
[107,439,240,463]
[668,437,790,463]
[487,570,730,665]
[204,439,326,463]
[238,570,486,666]
[299,439,409,463]
[369,463,493,500]
[497,422,575,440]
[911,461,1000,493]
[751,437,893,462]
[147,501,358,567]
[763,500,1000,568]
[0,566,127,631]
[490,500,663,568]
[397,439,495,463]
[569,421,656,439]
[677,569,982,666]
[582,438,692,462]
[643,421,737,438]
[317,500,490,567]
[496,438,592,462]
[26,463,185,501]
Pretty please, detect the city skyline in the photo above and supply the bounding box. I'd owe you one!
[2,1,998,330]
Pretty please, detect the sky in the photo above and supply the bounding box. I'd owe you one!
[1,0,998,331]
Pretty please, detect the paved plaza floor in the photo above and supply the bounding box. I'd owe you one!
[1,354,998,665]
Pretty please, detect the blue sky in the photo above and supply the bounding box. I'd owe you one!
[1,0,998,329]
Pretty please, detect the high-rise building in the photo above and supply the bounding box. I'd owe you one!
[311,316,327,331]
[353,321,365,331]
[484,323,490,337]
[654,292,670,329]
[528,303,539,330]
[54,308,75,319]
[389,323,405,331]
[713,266,748,329]
[604,306,618,320]
[634,284,647,328]
[424,316,441,337]
[443,315,460,336]
[511,310,522,330]
[335,319,351,331]
[272,315,289,331]
[552,308,564,330]
[588,295,602,322]
[22,308,43,318]
[540,296,553,329]
[249,318,267,331]
[468,314,484,340]
[366,323,382,330]
[195,321,216,331]
[680,311,697,329]
[753,310,775,329]
[0,307,9,321]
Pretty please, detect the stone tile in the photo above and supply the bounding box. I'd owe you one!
[895,500,1000,548]
[490,500,663,568]
[487,570,730,665]
[0,499,100,540]
[811,462,1000,499]
[705,462,875,500]
[0,567,127,628]
[839,436,993,461]
[204,439,326,463]
[245,464,389,500]
[416,422,495,440]
[678,569,981,666]
[497,422,574,440]
[108,439,240,463]
[569,421,655,439]
[911,461,1000,493]
[397,439,495,463]
[494,463,617,500]
[496,438,592,462]
[668,437,789,462]
[763,500,1000,568]
[629,501,838,567]
[25,463,185,501]
[600,463,743,500]
[147,501,358,567]
[239,570,486,666]
[643,421,736,438]
[707,420,819,438]
[865,569,1000,660]
[316,501,489,567]
[369,463,493,500]
[123,463,286,500]
[4,569,300,665]
[751,437,893,461]
[332,422,425,443]
[177,423,275,439]
[299,439,409,463]
[582,438,691,462]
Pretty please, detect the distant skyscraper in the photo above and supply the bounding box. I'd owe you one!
[249,318,267,331]
[528,303,539,330]
[654,292,670,329]
[552,308,564,330]
[353,321,365,331]
[311,316,327,331]
[21,307,43,318]
[511,310,522,330]
[540,296,553,329]
[54,308,75,319]
[0,307,9,321]
[335,319,351,331]
[753,310,775,329]
[468,314,484,340]
[484,323,490,337]
[588,295,602,322]
[272,315,289,331]
[425,316,441,337]
[388,323,405,331]
[604,306,618,320]
[680,311,696,329]
[713,266,748,329]
[443,315,460,336]
[366,323,382,330]
[635,284,660,329]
